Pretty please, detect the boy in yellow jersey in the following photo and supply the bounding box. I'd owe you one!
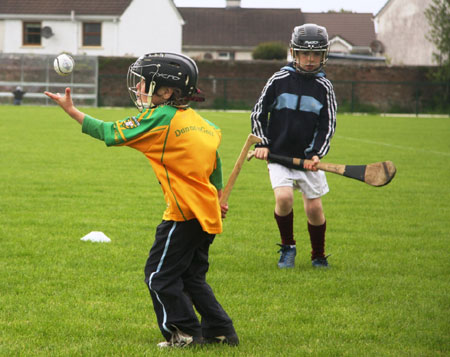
[45,52,238,348]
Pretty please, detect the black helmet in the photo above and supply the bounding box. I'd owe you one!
[127,52,203,111]
[290,24,330,74]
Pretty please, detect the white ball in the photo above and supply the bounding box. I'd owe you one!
[54,54,74,76]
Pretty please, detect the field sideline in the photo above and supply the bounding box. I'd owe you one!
[1,106,449,356]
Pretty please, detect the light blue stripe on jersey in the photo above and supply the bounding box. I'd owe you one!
[272,93,299,111]
[304,131,318,156]
[281,65,296,72]
[299,95,323,115]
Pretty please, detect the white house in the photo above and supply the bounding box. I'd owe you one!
[0,0,184,57]
[374,0,437,65]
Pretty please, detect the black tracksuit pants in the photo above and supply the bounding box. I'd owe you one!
[144,219,236,341]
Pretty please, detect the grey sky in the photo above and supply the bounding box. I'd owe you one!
[173,0,389,15]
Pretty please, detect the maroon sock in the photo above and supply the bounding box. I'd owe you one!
[274,210,295,245]
[308,221,326,259]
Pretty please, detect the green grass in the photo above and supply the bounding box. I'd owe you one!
[1,106,449,356]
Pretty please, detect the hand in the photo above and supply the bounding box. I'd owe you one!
[304,155,320,171]
[220,202,229,219]
[44,87,74,112]
[217,189,229,219]
[44,87,85,124]
[254,147,269,160]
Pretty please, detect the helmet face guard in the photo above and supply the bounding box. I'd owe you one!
[127,52,204,111]
[290,24,330,75]
[127,62,157,112]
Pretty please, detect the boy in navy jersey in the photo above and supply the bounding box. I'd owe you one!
[251,24,337,269]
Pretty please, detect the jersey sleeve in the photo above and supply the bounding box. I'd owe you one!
[250,73,277,147]
[81,115,108,141]
[82,114,145,146]
[81,107,176,147]
[307,78,337,159]
[209,151,223,190]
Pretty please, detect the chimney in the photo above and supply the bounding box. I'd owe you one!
[226,0,241,8]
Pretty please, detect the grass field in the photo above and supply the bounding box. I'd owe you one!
[1,105,449,356]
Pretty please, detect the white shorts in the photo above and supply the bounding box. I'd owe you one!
[268,162,329,199]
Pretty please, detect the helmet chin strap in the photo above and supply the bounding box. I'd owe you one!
[291,49,327,75]
[145,64,160,109]
[146,80,156,108]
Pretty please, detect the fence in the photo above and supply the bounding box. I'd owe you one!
[97,74,450,115]
[0,53,98,106]
[332,80,449,115]
[1,53,448,115]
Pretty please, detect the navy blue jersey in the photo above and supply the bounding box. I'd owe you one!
[251,63,337,159]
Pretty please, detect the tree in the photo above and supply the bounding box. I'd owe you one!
[424,0,450,82]
[424,0,450,112]
[252,42,287,60]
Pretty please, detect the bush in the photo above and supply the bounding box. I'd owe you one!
[252,42,287,60]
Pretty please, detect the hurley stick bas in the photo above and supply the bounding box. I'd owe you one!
[247,150,396,187]
[220,134,262,205]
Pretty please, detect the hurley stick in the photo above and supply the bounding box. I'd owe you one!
[247,150,396,187]
[220,134,262,205]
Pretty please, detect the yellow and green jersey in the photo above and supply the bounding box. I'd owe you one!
[82,105,224,234]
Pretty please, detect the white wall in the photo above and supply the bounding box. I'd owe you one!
[3,19,77,54]
[0,0,183,57]
[47,21,78,54]
[0,21,4,52]
[185,49,254,61]
[77,21,119,57]
[329,42,351,54]
[375,0,437,65]
[118,0,183,57]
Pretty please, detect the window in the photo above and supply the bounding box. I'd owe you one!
[23,22,41,45]
[82,22,101,46]
[218,51,235,60]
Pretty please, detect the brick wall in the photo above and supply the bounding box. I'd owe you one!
[98,57,442,112]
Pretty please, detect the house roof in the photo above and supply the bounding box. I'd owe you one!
[178,8,376,48]
[303,13,376,47]
[179,8,303,47]
[0,0,133,15]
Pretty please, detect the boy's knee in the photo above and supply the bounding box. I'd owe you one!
[275,189,294,214]
[303,198,323,222]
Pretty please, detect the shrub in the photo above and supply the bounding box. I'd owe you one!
[252,42,287,60]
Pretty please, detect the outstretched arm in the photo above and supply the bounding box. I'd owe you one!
[44,87,85,125]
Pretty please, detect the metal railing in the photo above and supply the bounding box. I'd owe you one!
[0,53,98,106]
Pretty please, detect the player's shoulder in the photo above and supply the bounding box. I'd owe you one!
[203,117,220,130]
[266,66,292,86]
[279,64,297,76]
[314,72,334,90]
[314,71,331,82]
[272,63,294,76]
[185,107,221,131]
